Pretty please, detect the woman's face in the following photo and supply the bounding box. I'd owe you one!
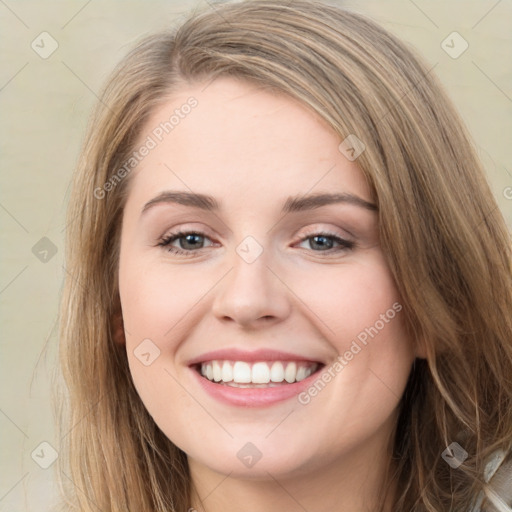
[118,77,418,480]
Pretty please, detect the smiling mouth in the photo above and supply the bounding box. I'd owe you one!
[194,360,323,388]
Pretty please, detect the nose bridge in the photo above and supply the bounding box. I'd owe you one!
[211,235,290,326]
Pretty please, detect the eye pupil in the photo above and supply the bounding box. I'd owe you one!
[182,233,203,249]
[311,235,333,250]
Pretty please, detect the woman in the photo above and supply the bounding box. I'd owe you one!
[57,1,512,510]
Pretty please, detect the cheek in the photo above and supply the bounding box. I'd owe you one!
[119,258,202,438]
[291,256,413,402]
[119,256,205,345]
[118,254,217,409]
[291,256,404,349]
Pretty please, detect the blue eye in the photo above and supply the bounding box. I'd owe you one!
[157,230,355,257]
[158,231,212,257]
[297,232,354,252]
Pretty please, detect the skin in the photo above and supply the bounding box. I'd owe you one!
[116,77,423,512]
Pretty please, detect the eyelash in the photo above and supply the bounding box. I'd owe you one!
[157,229,355,257]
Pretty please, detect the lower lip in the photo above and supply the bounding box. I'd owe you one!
[190,366,322,407]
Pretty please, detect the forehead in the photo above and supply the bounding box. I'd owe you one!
[125,77,371,212]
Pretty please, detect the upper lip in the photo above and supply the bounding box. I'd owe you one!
[187,348,325,366]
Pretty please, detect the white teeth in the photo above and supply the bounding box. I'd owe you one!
[251,362,270,384]
[199,360,318,385]
[233,361,252,383]
[296,366,307,382]
[270,362,284,382]
[221,361,233,382]
[212,361,222,382]
[284,362,297,383]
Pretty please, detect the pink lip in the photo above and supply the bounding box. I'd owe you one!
[187,348,324,408]
[190,366,322,408]
[187,348,323,366]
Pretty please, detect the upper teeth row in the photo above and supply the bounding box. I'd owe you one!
[200,361,318,384]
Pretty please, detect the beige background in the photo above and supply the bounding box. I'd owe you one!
[0,0,511,510]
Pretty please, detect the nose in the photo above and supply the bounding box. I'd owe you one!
[211,248,291,328]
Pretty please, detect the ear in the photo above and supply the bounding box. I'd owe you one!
[111,305,126,345]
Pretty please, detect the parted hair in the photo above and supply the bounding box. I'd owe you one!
[56,1,512,510]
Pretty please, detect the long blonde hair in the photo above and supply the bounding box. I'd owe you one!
[57,1,512,510]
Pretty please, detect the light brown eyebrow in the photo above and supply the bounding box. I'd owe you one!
[142,191,219,214]
[282,192,377,212]
[140,190,378,216]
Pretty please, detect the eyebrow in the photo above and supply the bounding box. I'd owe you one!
[141,190,378,216]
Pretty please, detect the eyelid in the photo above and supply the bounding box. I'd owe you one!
[157,224,355,258]
[296,225,353,241]
[158,223,216,240]
[158,223,351,245]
